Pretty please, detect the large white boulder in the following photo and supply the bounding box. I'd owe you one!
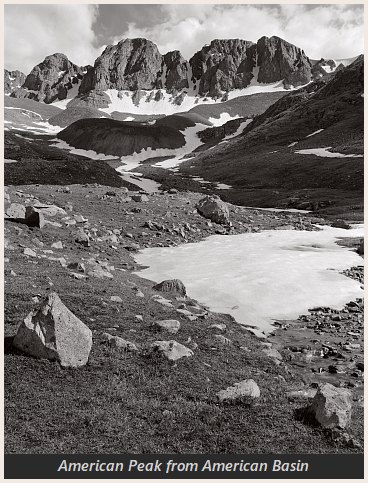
[311,383,352,429]
[13,292,92,368]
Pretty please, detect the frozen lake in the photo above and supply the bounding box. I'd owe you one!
[135,225,364,335]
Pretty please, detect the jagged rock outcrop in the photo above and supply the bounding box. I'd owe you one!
[7,36,339,108]
[10,53,87,103]
[79,38,163,94]
[311,58,337,79]
[162,50,189,91]
[190,36,312,97]
[190,39,255,97]
[4,69,26,94]
[256,36,312,87]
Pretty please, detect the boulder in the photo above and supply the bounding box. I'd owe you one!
[25,210,45,229]
[151,340,193,361]
[217,379,260,402]
[104,335,138,351]
[5,203,26,219]
[196,195,230,224]
[310,383,352,429]
[154,319,181,334]
[131,194,149,202]
[12,292,92,367]
[23,247,37,257]
[67,261,85,272]
[110,296,123,303]
[27,204,67,217]
[74,229,90,247]
[153,279,186,296]
[331,219,351,230]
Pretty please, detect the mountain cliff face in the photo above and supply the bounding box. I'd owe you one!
[7,36,358,109]
[78,36,312,102]
[4,69,26,94]
[10,53,86,103]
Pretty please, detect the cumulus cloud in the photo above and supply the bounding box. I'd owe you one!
[112,4,363,60]
[5,5,100,73]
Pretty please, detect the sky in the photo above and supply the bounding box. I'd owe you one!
[5,4,364,73]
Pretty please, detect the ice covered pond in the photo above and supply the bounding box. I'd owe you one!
[135,225,364,335]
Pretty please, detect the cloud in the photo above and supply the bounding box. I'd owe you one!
[111,4,363,60]
[5,5,100,73]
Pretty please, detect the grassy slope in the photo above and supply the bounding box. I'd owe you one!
[4,184,363,454]
[4,131,128,188]
[4,96,62,119]
[179,58,364,219]
[188,91,288,120]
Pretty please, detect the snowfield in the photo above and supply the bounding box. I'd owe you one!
[50,139,120,160]
[96,80,299,116]
[119,173,162,193]
[296,147,363,158]
[135,225,364,335]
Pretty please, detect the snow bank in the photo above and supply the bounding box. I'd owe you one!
[305,129,324,138]
[119,172,161,192]
[208,113,240,126]
[244,206,311,214]
[296,147,363,158]
[134,225,364,334]
[50,139,120,160]
[97,80,298,116]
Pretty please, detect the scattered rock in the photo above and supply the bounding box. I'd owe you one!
[310,383,352,429]
[153,279,186,296]
[74,229,90,247]
[331,219,350,230]
[132,194,149,202]
[152,295,173,308]
[154,319,181,334]
[51,241,63,249]
[107,335,138,351]
[23,247,37,257]
[25,207,45,228]
[151,340,193,361]
[5,203,26,219]
[110,296,123,303]
[217,379,260,402]
[28,204,66,217]
[196,195,230,225]
[67,262,85,272]
[208,323,227,332]
[12,292,92,368]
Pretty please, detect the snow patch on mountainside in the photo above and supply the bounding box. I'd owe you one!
[119,172,162,192]
[208,113,240,126]
[296,147,363,158]
[50,139,120,160]
[117,124,205,171]
[305,129,324,138]
[97,81,296,116]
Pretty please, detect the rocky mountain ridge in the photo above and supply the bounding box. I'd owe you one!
[10,53,88,104]
[7,36,352,107]
[4,69,26,94]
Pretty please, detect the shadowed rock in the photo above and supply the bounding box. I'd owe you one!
[12,292,92,367]
[310,383,352,429]
[153,279,186,296]
[196,195,230,225]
